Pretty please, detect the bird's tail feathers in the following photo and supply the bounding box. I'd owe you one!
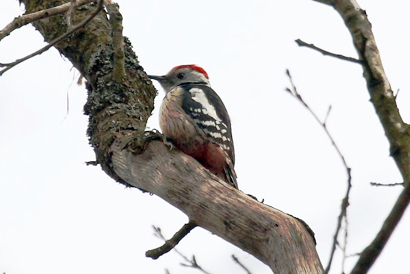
[224,159,238,189]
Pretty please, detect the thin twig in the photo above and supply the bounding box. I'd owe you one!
[0,0,93,42]
[346,252,361,258]
[232,255,252,274]
[85,160,98,166]
[0,0,103,76]
[321,1,410,273]
[180,255,212,274]
[285,69,352,274]
[394,89,400,100]
[341,214,349,273]
[295,39,362,64]
[324,105,332,126]
[148,225,212,274]
[146,223,197,260]
[326,192,351,274]
[370,182,404,187]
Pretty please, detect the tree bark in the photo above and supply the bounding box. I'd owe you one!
[112,140,323,273]
[19,0,323,273]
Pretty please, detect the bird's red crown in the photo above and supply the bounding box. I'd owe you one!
[171,64,209,79]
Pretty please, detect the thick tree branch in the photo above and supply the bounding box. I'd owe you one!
[111,141,323,274]
[19,1,324,273]
[312,0,410,273]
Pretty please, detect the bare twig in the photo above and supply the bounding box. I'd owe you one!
[232,255,252,274]
[85,160,98,166]
[347,252,361,258]
[285,69,352,274]
[295,39,362,64]
[146,223,197,260]
[180,255,212,274]
[148,225,212,274]
[0,0,93,41]
[394,89,400,100]
[0,0,103,76]
[341,214,349,273]
[313,1,410,272]
[323,105,332,126]
[326,192,351,274]
[370,182,404,187]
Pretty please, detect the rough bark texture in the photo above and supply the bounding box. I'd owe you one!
[20,1,324,273]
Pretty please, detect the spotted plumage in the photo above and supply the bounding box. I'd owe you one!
[149,65,237,188]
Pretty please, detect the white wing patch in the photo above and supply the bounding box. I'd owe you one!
[196,119,216,127]
[189,88,222,122]
[209,131,230,142]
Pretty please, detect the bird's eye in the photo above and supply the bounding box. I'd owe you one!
[177,73,185,79]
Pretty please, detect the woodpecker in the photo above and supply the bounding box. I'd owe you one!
[149,65,237,188]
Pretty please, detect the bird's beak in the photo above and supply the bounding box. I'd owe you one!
[148,75,166,82]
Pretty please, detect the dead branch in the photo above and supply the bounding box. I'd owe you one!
[0,0,93,42]
[149,225,211,274]
[232,255,252,274]
[180,255,212,274]
[0,0,103,76]
[311,0,410,273]
[285,69,352,273]
[295,39,362,64]
[146,223,197,260]
[370,182,404,187]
